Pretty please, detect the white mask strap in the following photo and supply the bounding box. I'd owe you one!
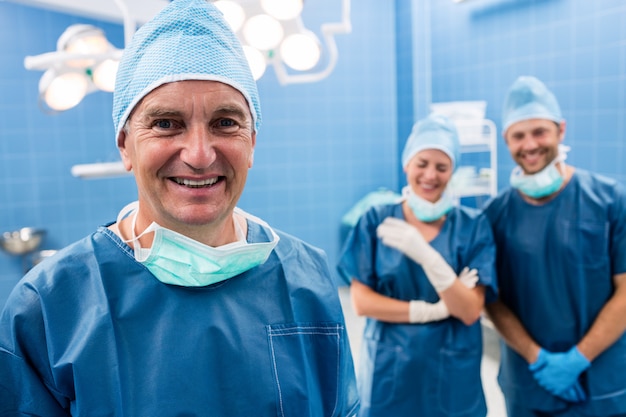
[234,207,280,243]
[116,202,278,250]
[556,144,570,176]
[117,201,138,225]
[115,201,158,250]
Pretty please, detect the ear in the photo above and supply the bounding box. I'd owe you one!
[117,129,133,171]
[558,120,566,142]
[503,129,515,150]
[248,132,256,168]
[502,127,511,145]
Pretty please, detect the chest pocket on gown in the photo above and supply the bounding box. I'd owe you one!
[564,220,609,269]
[267,323,342,417]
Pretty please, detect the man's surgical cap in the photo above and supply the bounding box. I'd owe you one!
[401,113,460,171]
[502,76,562,133]
[112,0,261,146]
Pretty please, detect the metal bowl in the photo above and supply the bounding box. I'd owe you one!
[0,228,46,255]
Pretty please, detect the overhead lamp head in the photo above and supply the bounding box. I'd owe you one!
[260,0,303,21]
[234,0,352,85]
[39,68,90,112]
[280,32,321,71]
[214,0,246,32]
[92,59,120,92]
[57,24,111,68]
[243,45,267,80]
[243,14,284,50]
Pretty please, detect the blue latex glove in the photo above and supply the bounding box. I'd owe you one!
[559,383,587,403]
[529,347,590,403]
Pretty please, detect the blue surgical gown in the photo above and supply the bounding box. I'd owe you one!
[337,203,497,417]
[0,221,359,416]
[484,169,626,415]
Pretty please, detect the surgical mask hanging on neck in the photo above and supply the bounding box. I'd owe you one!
[510,145,570,199]
[117,202,280,287]
[403,186,454,222]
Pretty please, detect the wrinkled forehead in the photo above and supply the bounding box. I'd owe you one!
[128,80,252,121]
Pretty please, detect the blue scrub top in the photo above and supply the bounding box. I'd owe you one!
[337,203,497,417]
[0,221,359,416]
[484,169,626,415]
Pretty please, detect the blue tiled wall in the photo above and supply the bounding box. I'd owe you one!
[429,0,626,188]
[0,4,137,306]
[0,1,397,307]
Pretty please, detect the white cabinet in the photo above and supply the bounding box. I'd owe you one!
[451,119,497,205]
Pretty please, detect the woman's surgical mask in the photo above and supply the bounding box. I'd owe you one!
[117,202,279,287]
[510,145,569,199]
[403,186,454,222]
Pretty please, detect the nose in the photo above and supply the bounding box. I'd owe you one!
[179,125,216,169]
[422,166,438,180]
[519,135,539,152]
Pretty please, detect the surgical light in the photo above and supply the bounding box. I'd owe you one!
[92,59,120,92]
[214,0,246,32]
[25,23,123,112]
[260,0,303,21]
[213,0,351,85]
[243,14,284,51]
[24,0,136,114]
[59,24,110,67]
[243,45,267,80]
[25,0,352,114]
[40,69,89,111]
[280,33,321,71]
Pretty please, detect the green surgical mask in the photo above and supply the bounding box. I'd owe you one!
[510,145,569,199]
[118,202,279,287]
[403,186,454,223]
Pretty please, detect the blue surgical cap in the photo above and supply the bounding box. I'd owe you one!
[502,76,562,133]
[112,0,261,145]
[401,113,460,171]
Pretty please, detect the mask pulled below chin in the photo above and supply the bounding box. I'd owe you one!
[510,145,569,199]
[117,202,280,287]
[403,185,454,222]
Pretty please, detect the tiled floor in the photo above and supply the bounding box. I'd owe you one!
[338,286,507,416]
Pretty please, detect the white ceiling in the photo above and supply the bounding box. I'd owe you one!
[7,0,170,24]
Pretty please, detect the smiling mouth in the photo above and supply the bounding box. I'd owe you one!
[172,177,221,188]
[420,183,438,191]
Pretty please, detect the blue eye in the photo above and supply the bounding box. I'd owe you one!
[155,120,173,129]
[219,119,236,127]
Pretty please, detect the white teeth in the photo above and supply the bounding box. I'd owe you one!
[175,177,218,187]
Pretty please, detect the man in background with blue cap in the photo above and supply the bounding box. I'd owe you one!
[339,113,497,416]
[0,0,358,415]
[484,75,626,417]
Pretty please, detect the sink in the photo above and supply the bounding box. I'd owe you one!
[0,228,46,256]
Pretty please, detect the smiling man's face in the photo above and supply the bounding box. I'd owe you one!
[118,80,255,244]
[505,118,565,175]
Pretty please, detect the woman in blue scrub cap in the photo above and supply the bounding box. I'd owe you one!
[338,113,498,417]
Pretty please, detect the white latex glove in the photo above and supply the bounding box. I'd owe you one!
[458,266,479,288]
[377,217,456,292]
[409,300,449,323]
[408,267,479,323]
